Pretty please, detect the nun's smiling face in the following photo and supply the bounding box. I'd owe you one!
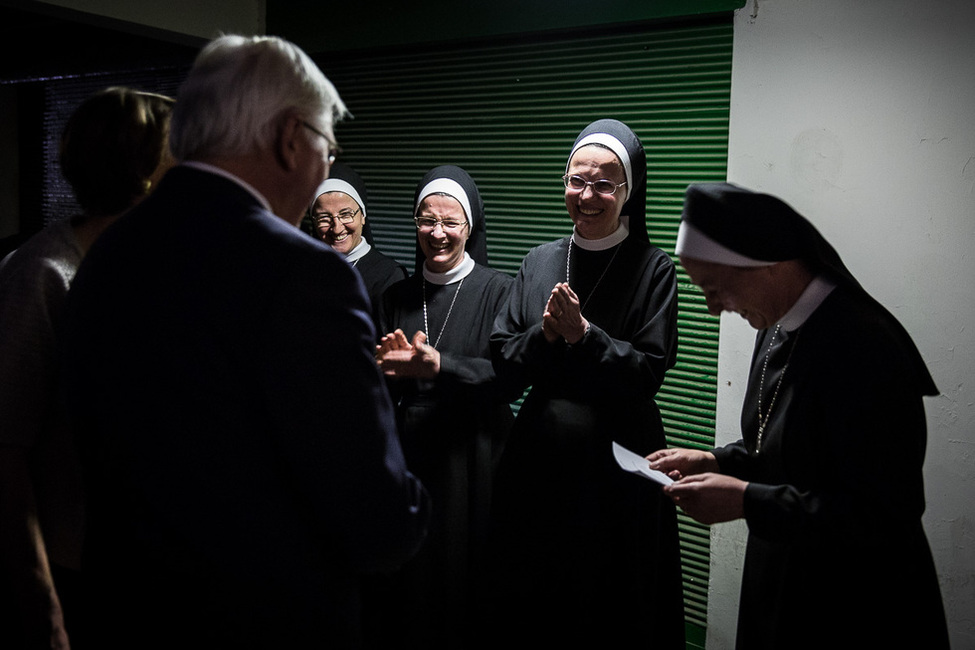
[417,194,470,273]
[313,191,364,254]
[565,145,627,240]
[680,256,781,330]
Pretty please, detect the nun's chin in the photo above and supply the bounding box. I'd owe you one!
[572,215,622,241]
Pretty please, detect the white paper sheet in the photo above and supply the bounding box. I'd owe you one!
[612,442,674,486]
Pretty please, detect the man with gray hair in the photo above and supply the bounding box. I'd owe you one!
[64,35,429,648]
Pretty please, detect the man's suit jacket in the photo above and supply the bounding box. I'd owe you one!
[64,166,429,648]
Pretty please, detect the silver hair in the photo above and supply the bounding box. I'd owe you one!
[169,34,348,161]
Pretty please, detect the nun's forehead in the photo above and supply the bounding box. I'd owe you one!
[418,192,463,213]
[567,143,625,170]
[315,190,355,206]
[313,178,366,214]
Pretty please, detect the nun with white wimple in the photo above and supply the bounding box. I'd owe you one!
[310,162,406,317]
[373,165,516,649]
[487,119,685,647]
[649,182,948,650]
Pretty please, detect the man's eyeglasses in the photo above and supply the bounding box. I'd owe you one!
[414,216,468,232]
[315,208,361,227]
[301,120,339,165]
[562,174,627,196]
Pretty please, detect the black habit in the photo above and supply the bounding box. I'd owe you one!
[370,166,516,649]
[714,283,949,649]
[680,182,948,649]
[487,234,685,648]
[352,245,407,315]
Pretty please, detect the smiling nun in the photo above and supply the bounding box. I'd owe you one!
[310,162,407,316]
[487,119,685,648]
[373,164,517,648]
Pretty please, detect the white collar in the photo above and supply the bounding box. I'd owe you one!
[180,162,273,213]
[345,239,371,264]
[571,219,629,251]
[778,274,837,332]
[422,252,475,285]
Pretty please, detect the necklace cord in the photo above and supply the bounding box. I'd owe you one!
[422,278,464,349]
[756,325,800,452]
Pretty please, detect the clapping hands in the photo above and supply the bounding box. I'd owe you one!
[542,282,589,344]
[375,328,441,378]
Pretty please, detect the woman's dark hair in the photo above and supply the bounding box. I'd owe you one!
[59,86,175,217]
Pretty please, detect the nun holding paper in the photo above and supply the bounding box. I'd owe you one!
[487,119,685,647]
[648,183,949,650]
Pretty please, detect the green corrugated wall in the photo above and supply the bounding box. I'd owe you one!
[321,15,730,635]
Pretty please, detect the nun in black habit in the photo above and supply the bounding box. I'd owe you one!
[310,162,407,317]
[649,183,949,649]
[373,165,517,648]
[486,120,685,648]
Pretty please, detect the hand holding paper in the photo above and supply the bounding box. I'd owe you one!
[612,442,674,486]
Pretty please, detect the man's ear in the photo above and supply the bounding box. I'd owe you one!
[274,112,303,172]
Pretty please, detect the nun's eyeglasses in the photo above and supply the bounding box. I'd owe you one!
[562,174,627,196]
[315,208,360,226]
[415,216,468,232]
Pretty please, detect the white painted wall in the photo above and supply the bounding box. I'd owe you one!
[709,1,975,647]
